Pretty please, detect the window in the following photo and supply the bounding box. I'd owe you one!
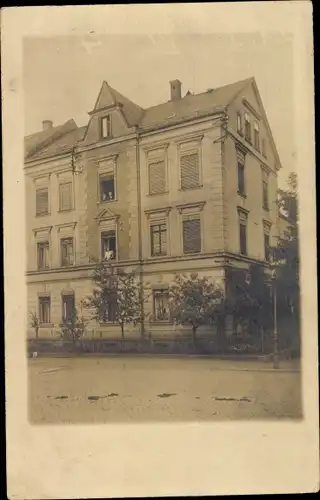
[254,122,260,150]
[37,241,49,269]
[60,238,74,266]
[262,170,269,210]
[62,294,75,322]
[100,173,115,202]
[36,188,48,216]
[244,113,251,143]
[153,290,170,321]
[102,302,118,323]
[264,233,271,261]
[101,231,116,260]
[59,182,72,211]
[148,160,166,195]
[237,113,243,135]
[238,209,248,256]
[101,115,111,138]
[262,138,267,157]
[150,222,167,256]
[39,296,50,324]
[237,162,245,195]
[239,223,247,256]
[180,152,200,190]
[183,215,201,254]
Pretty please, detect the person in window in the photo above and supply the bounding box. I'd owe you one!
[104,249,114,261]
[108,191,113,200]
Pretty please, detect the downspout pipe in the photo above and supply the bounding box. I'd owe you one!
[135,128,145,338]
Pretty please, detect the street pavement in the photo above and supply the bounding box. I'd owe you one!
[28,356,302,423]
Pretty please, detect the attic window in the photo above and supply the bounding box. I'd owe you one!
[101,115,111,138]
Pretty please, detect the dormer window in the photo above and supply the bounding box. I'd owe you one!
[101,115,111,138]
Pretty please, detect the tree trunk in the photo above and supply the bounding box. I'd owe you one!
[192,325,197,349]
[121,324,124,353]
[35,327,39,339]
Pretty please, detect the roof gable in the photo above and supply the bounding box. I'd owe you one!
[227,77,282,169]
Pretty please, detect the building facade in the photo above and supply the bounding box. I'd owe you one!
[25,77,283,339]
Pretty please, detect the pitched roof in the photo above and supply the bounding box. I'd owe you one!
[28,126,87,161]
[138,78,251,129]
[24,119,78,160]
[92,81,144,127]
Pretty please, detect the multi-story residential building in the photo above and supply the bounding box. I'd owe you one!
[25,76,283,338]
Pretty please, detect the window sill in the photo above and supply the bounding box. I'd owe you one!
[179,185,203,192]
[39,323,54,328]
[37,267,50,271]
[263,206,270,212]
[60,263,76,268]
[98,199,117,204]
[237,130,243,137]
[150,253,167,258]
[183,251,202,256]
[240,252,248,257]
[148,191,169,197]
[58,208,74,213]
[35,213,50,217]
[237,191,247,199]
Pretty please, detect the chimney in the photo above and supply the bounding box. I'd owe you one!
[42,120,53,131]
[170,79,182,101]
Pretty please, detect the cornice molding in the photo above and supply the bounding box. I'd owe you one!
[176,201,206,213]
[56,222,77,232]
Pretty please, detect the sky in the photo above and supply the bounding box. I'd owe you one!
[23,33,294,186]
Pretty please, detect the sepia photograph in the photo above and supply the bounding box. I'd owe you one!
[24,33,302,424]
[3,3,318,498]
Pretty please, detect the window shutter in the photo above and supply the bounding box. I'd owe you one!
[36,189,48,215]
[149,160,166,195]
[180,153,200,190]
[59,183,72,211]
[183,217,201,253]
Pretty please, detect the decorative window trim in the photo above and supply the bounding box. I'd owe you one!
[177,201,205,214]
[32,226,53,238]
[141,141,169,153]
[174,133,204,147]
[56,222,77,233]
[237,206,249,223]
[263,219,272,234]
[145,207,172,219]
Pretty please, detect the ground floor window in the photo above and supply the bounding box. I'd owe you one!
[153,289,170,321]
[39,296,51,324]
[102,301,118,323]
[62,294,75,321]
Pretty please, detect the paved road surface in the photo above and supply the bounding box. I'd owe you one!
[28,356,302,423]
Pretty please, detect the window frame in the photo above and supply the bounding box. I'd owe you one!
[261,168,269,211]
[244,112,252,143]
[59,181,73,212]
[101,115,111,139]
[39,296,51,324]
[100,230,117,261]
[237,208,248,256]
[152,289,170,322]
[148,158,167,196]
[237,161,246,196]
[182,214,202,255]
[179,149,202,191]
[99,172,116,202]
[35,187,49,216]
[60,237,74,267]
[253,121,260,151]
[37,241,50,270]
[61,293,75,322]
[237,113,243,135]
